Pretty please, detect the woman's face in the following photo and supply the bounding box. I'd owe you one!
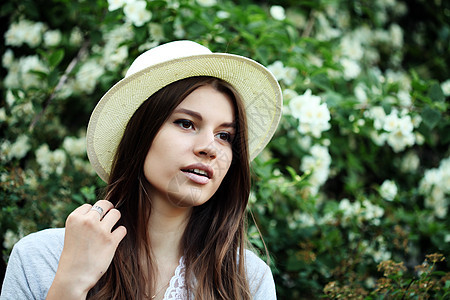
[143,85,235,208]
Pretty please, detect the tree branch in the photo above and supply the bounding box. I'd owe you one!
[29,40,90,132]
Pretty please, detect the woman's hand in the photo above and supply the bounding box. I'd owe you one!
[46,200,127,300]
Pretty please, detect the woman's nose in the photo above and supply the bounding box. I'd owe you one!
[194,131,217,159]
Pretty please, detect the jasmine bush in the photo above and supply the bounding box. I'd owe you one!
[1,0,449,298]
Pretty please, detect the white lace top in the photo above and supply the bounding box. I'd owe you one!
[163,257,188,299]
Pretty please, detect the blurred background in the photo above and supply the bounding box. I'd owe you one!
[1,0,449,298]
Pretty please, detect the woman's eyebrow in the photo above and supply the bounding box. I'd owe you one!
[220,122,236,129]
[173,108,235,128]
[173,108,202,120]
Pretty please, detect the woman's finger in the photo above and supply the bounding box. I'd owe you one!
[100,208,122,231]
[71,203,93,215]
[111,225,127,246]
[87,199,114,219]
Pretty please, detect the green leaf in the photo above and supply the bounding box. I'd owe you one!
[49,49,65,68]
[427,83,445,102]
[421,107,441,129]
[47,69,59,87]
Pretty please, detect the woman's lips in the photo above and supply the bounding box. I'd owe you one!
[180,163,214,185]
[181,170,210,184]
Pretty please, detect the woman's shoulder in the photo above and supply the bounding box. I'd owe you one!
[243,249,277,299]
[243,249,269,271]
[14,228,65,251]
[11,228,65,263]
[1,228,65,299]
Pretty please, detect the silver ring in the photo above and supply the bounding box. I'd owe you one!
[90,205,104,217]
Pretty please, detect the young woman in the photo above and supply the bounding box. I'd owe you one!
[1,40,282,299]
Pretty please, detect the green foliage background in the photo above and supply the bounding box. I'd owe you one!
[1,0,449,298]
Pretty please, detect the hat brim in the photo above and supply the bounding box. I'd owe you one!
[87,53,282,182]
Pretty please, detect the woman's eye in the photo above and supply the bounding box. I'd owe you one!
[216,132,232,142]
[175,119,194,129]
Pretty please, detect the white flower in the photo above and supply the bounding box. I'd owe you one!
[383,111,400,132]
[441,79,450,96]
[410,115,421,129]
[340,58,361,80]
[397,115,414,134]
[283,89,298,100]
[315,12,341,41]
[354,84,368,103]
[295,212,315,228]
[389,23,403,48]
[2,49,14,69]
[173,20,185,39]
[149,23,164,42]
[0,140,12,162]
[419,157,450,217]
[36,144,67,177]
[104,23,134,49]
[267,61,297,86]
[270,5,286,21]
[424,186,447,218]
[400,151,420,173]
[283,66,298,85]
[16,55,48,89]
[386,129,415,152]
[0,108,6,122]
[268,61,287,82]
[70,27,83,46]
[386,69,411,91]
[379,180,397,201]
[415,132,425,145]
[5,89,16,107]
[307,54,323,67]
[196,0,217,7]
[300,145,331,194]
[124,0,152,27]
[20,55,47,74]
[5,19,45,48]
[10,135,31,160]
[420,169,440,192]
[373,29,390,44]
[74,59,105,94]
[363,199,384,223]
[372,247,391,263]
[370,131,387,146]
[368,106,386,129]
[217,11,230,19]
[397,90,411,106]
[3,230,22,250]
[43,29,62,47]
[289,89,331,138]
[298,136,311,150]
[340,35,364,61]
[111,45,128,65]
[63,136,86,156]
[73,158,96,175]
[107,0,127,11]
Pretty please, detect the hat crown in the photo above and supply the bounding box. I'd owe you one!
[125,41,212,77]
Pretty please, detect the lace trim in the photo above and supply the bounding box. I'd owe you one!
[163,256,187,300]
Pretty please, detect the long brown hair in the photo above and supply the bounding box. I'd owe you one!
[88,76,251,299]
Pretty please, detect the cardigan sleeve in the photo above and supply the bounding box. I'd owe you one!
[244,249,277,299]
[0,228,64,300]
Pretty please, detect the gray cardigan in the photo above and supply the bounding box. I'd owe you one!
[1,228,276,299]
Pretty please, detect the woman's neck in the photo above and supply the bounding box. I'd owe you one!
[148,199,191,262]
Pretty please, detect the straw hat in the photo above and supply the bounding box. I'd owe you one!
[86,40,282,182]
